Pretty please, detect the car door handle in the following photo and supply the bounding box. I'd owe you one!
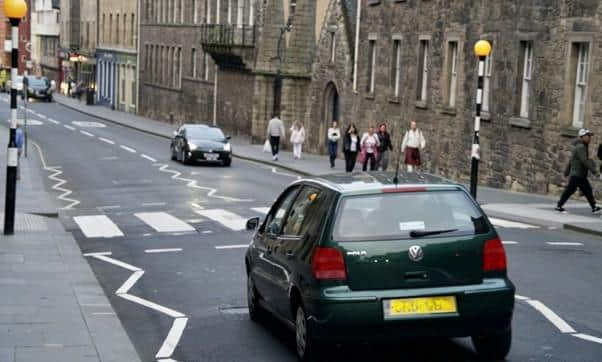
[286,251,295,259]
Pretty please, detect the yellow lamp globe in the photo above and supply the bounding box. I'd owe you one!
[474,40,492,57]
[4,0,28,20]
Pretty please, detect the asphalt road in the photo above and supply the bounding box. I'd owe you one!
[3,98,601,361]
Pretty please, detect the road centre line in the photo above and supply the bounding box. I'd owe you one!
[120,145,137,153]
[64,124,76,131]
[215,244,249,249]
[141,154,157,162]
[526,299,576,334]
[145,248,183,254]
[99,137,115,144]
[80,130,94,137]
[572,333,602,345]
[546,242,584,246]
[47,118,59,124]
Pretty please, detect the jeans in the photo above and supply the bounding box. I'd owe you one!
[345,151,358,172]
[378,150,390,171]
[363,153,376,171]
[558,176,597,209]
[328,141,338,167]
[269,136,280,156]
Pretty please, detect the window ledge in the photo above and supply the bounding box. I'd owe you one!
[441,106,457,116]
[415,100,428,109]
[388,96,400,104]
[365,93,375,100]
[561,126,579,138]
[509,116,532,129]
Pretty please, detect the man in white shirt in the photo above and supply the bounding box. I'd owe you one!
[401,121,426,172]
[266,114,286,161]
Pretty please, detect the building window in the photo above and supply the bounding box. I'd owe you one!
[366,39,376,93]
[192,0,198,23]
[416,40,429,102]
[132,14,136,47]
[290,0,297,16]
[329,32,336,63]
[177,47,182,88]
[237,0,244,27]
[123,14,127,46]
[102,14,105,44]
[445,41,458,107]
[391,39,401,97]
[121,65,126,103]
[116,14,120,45]
[249,0,255,26]
[519,41,533,119]
[191,48,197,78]
[570,42,590,128]
[205,0,211,23]
[482,51,493,112]
[204,54,210,80]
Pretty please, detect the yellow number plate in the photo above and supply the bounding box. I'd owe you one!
[384,296,457,319]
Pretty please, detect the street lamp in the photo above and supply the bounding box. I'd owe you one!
[469,40,492,199]
[272,18,293,116]
[3,0,27,235]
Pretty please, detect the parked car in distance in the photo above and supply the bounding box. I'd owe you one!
[245,172,515,361]
[23,76,53,102]
[170,124,232,167]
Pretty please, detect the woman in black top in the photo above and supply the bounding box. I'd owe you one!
[343,124,360,172]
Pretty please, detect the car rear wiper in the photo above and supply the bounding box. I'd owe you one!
[409,229,458,238]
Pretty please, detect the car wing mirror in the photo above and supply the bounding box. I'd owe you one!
[246,217,260,231]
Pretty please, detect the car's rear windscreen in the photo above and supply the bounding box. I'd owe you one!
[333,190,489,241]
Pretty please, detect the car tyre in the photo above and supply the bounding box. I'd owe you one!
[170,146,177,161]
[472,327,512,360]
[295,304,322,362]
[223,158,232,167]
[247,274,264,322]
[180,149,188,164]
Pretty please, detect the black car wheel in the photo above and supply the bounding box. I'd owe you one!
[247,274,264,322]
[180,149,188,164]
[472,327,512,360]
[223,158,232,167]
[295,304,322,362]
[170,146,177,161]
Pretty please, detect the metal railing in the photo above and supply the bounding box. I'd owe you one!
[200,24,256,47]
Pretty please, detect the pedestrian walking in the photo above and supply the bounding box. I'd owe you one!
[556,129,601,213]
[343,124,360,172]
[290,121,305,160]
[360,126,380,171]
[15,123,24,181]
[327,121,341,168]
[401,121,426,172]
[266,113,285,161]
[377,123,393,171]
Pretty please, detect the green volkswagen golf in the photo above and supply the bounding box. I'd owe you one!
[245,172,514,361]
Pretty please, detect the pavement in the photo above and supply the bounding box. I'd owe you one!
[54,94,602,238]
[3,95,600,361]
[0,126,141,362]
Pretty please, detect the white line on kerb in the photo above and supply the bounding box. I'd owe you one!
[80,130,94,137]
[99,137,115,145]
[546,242,584,246]
[64,125,76,131]
[120,145,137,153]
[526,300,576,334]
[141,154,157,162]
[215,244,249,249]
[145,248,183,254]
[572,333,602,345]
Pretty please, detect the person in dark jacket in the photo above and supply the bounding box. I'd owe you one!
[343,124,360,172]
[556,129,600,213]
[376,123,393,171]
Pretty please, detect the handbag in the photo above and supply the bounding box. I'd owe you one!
[263,140,271,153]
[358,147,367,164]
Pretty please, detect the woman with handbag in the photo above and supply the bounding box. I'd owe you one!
[360,126,380,171]
[343,124,360,172]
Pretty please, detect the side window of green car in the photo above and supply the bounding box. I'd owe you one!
[262,186,300,235]
[281,186,325,237]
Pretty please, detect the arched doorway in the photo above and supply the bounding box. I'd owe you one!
[320,82,340,153]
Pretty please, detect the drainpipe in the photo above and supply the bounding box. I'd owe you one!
[352,0,361,93]
[135,0,140,114]
[213,0,220,126]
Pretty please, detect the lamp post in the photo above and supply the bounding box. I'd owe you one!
[470,40,492,200]
[3,0,27,235]
[273,18,292,116]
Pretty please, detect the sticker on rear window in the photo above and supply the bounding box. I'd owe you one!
[399,221,425,231]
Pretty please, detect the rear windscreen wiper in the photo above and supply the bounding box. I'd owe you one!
[410,229,458,238]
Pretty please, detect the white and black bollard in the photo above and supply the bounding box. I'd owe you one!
[470,40,492,199]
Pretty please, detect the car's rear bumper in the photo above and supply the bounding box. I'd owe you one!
[307,278,514,341]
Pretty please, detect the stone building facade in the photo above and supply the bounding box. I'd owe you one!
[300,0,601,196]
[59,0,96,90]
[31,0,60,81]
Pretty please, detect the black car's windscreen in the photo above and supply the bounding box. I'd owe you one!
[333,190,489,241]
[187,127,225,140]
[26,77,48,87]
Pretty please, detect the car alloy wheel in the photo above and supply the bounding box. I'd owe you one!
[295,306,308,359]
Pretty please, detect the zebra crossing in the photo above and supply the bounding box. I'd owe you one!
[70,206,538,240]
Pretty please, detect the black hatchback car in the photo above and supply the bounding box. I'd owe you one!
[24,76,53,102]
[245,172,514,361]
[170,124,232,166]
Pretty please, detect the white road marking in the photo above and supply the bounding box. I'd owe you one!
[47,118,59,124]
[170,232,196,236]
[135,212,196,233]
[502,241,519,245]
[142,202,166,207]
[155,317,188,359]
[120,145,137,153]
[489,217,538,229]
[80,130,94,137]
[202,230,213,234]
[145,248,183,254]
[99,137,115,145]
[116,270,145,294]
[190,202,204,209]
[514,295,530,301]
[141,154,157,162]
[74,215,124,238]
[100,156,119,161]
[92,312,116,316]
[271,166,301,179]
[572,333,602,345]
[526,300,576,334]
[98,205,121,210]
[32,142,80,209]
[64,124,76,131]
[251,207,270,215]
[195,209,248,231]
[72,121,106,128]
[38,114,47,119]
[92,255,141,272]
[546,242,584,246]
[186,219,204,223]
[119,293,185,318]
[215,244,249,249]
[82,252,113,257]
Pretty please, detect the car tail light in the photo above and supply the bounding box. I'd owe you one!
[483,237,507,273]
[312,247,347,281]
